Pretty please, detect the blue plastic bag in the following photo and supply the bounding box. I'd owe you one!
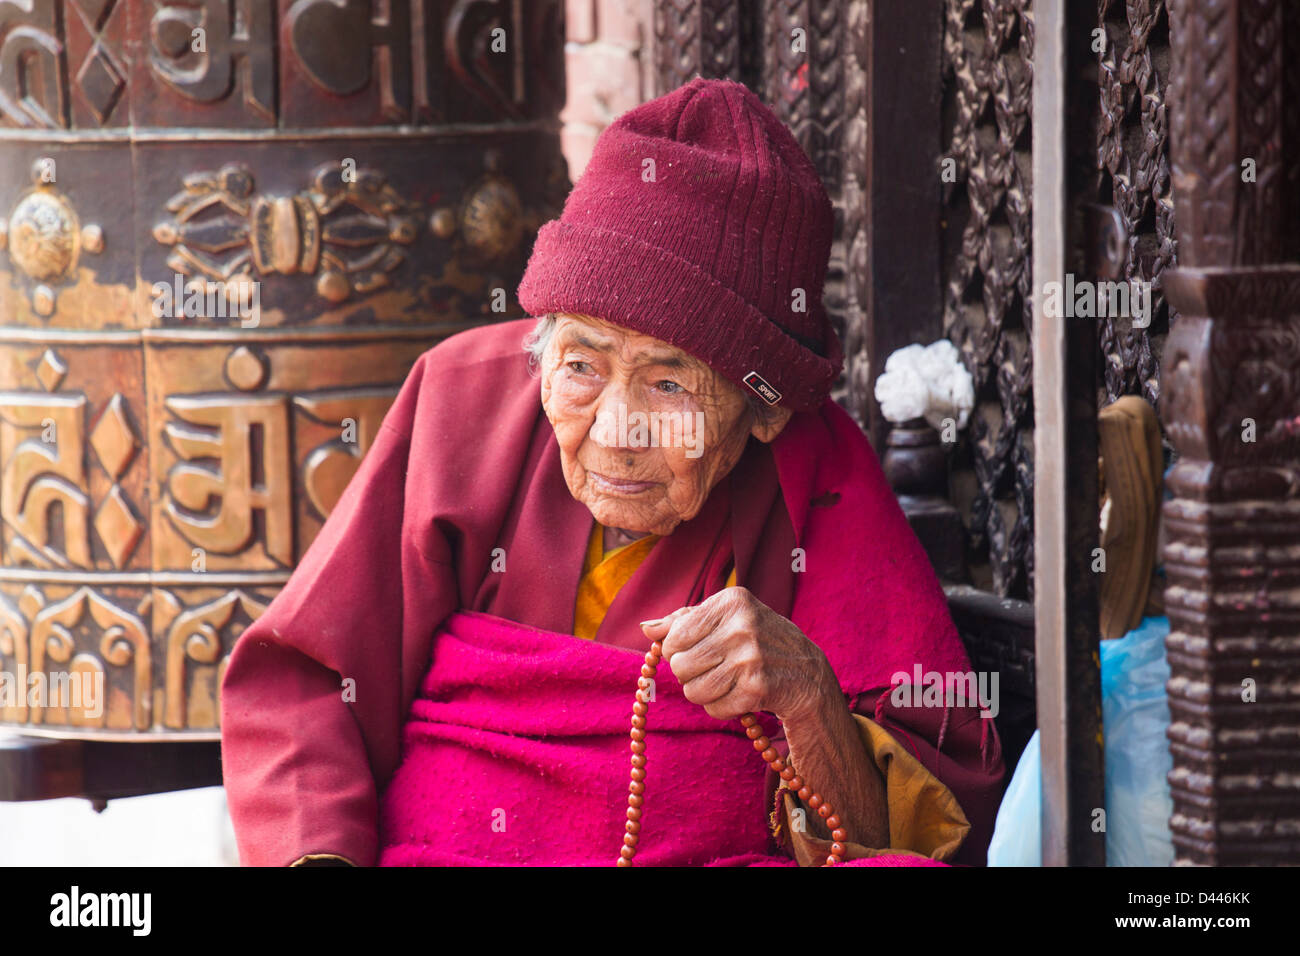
[987,616,1173,866]
[986,714,1041,866]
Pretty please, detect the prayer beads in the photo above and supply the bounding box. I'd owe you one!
[617,639,845,867]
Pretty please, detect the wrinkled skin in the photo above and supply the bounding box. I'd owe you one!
[643,586,833,723]
[540,313,887,849]
[539,312,790,537]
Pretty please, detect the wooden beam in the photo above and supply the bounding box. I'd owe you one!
[861,0,945,450]
[0,734,222,803]
[1031,0,1106,867]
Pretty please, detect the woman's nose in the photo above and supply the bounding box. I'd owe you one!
[591,388,644,449]
[591,406,621,448]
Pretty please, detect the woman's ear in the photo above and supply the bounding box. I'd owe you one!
[750,404,794,443]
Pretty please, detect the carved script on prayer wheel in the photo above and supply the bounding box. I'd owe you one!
[0,0,567,737]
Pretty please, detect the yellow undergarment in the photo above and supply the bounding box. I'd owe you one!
[573,524,735,641]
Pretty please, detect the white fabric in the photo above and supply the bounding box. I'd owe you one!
[873,339,975,432]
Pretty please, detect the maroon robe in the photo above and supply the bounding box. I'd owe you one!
[219,318,1005,866]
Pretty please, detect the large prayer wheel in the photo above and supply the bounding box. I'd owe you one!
[0,0,567,739]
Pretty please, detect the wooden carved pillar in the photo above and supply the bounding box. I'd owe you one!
[0,0,567,744]
[1161,0,1300,864]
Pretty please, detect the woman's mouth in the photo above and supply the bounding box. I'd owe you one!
[590,472,657,495]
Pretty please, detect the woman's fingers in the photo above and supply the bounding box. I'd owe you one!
[639,603,694,639]
[638,606,697,659]
[638,612,683,659]
[683,666,740,711]
[638,589,785,717]
[665,630,729,684]
[701,682,759,721]
[638,616,673,637]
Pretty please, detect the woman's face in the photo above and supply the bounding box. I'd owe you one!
[540,313,792,536]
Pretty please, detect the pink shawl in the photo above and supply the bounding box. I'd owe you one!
[378,610,944,866]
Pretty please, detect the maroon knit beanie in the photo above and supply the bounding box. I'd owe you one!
[516,76,841,412]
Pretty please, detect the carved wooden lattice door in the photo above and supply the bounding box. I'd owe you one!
[938,0,1176,604]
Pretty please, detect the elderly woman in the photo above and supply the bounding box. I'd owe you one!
[220,77,1003,867]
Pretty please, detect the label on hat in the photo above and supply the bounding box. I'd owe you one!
[743,371,782,406]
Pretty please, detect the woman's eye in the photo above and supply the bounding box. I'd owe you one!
[655,380,684,395]
[567,360,592,374]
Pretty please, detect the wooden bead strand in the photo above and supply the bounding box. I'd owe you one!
[617,639,845,867]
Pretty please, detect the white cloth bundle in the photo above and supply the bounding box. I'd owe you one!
[873,339,975,432]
